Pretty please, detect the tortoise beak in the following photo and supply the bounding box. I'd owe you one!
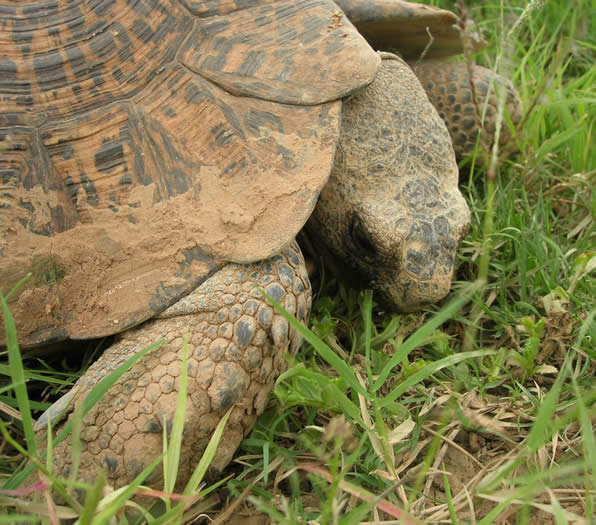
[375,267,454,312]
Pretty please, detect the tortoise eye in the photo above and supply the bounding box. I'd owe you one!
[349,215,376,259]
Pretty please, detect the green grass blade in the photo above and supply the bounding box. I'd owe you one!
[526,355,568,452]
[572,377,596,492]
[380,350,494,408]
[443,463,458,525]
[183,404,234,497]
[317,374,362,423]
[1,292,37,456]
[164,333,189,494]
[4,274,31,302]
[0,516,43,523]
[360,290,374,385]
[79,471,106,525]
[67,397,85,493]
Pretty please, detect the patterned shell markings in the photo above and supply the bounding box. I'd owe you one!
[0,0,379,344]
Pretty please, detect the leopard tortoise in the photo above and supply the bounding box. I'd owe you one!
[0,0,520,489]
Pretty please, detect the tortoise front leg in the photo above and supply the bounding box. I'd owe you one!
[38,241,310,490]
[410,61,522,161]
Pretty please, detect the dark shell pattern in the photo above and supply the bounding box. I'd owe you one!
[0,0,380,345]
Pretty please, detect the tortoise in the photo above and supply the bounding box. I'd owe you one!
[0,0,520,488]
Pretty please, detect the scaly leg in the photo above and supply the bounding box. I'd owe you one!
[40,241,310,489]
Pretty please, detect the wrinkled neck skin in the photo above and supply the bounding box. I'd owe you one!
[305,54,471,312]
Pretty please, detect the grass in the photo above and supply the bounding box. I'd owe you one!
[1,0,595,522]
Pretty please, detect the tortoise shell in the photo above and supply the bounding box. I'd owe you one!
[0,0,382,345]
[335,0,482,59]
[0,0,467,346]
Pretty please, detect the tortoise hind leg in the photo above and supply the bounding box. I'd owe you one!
[409,61,522,161]
[39,241,310,490]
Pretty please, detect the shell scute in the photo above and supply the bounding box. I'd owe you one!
[180,0,380,104]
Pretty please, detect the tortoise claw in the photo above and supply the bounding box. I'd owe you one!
[35,387,79,431]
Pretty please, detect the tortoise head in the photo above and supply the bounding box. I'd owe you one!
[307,55,470,311]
